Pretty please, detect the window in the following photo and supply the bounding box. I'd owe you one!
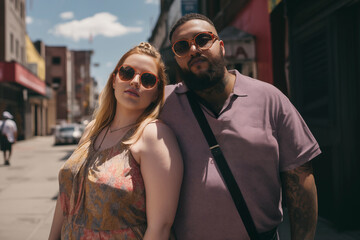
[10,34,14,53]
[21,46,24,63]
[80,65,85,78]
[15,39,19,58]
[301,30,330,122]
[52,57,61,65]
[52,77,61,89]
[20,2,24,19]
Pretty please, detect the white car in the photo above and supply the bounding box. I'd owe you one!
[54,124,85,145]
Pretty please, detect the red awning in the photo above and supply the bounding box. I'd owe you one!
[0,61,46,95]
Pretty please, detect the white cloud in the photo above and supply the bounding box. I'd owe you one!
[145,0,159,4]
[26,16,33,24]
[60,11,74,20]
[49,12,143,42]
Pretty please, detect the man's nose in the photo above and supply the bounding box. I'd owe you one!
[188,41,200,56]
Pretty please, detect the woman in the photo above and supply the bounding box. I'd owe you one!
[49,42,183,240]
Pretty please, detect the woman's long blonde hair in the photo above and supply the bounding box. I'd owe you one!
[84,42,167,145]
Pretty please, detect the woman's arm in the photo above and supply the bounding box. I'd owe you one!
[137,122,183,240]
[48,197,64,240]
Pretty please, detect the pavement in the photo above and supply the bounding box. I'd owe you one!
[0,136,76,240]
[278,209,360,240]
[0,136,359,240]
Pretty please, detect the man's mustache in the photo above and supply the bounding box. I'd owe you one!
[188,54,208,68]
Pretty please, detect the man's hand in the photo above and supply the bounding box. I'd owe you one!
[281,161,318,240]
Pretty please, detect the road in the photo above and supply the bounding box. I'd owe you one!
[0,136,76,240]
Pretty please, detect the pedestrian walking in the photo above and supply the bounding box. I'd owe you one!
[0,111,17,166]
[160,13,321,240]
[48,42,183,240]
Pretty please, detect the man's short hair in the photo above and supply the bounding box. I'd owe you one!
[169,13,216,42]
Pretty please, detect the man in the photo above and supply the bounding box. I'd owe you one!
[0,111,17,166]
[159,13,320,240]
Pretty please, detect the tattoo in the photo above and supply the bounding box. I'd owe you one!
[281,162,317,240]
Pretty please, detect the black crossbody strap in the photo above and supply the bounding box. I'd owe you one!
[186,91,260,240]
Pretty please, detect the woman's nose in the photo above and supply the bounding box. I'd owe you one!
[130,73,141,88]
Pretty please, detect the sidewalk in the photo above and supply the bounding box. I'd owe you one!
[278,209,360,240]
[0,136,76,240]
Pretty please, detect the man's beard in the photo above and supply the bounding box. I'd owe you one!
[177,50,226,92]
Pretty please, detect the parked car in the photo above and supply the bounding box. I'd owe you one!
[54,123,85,145]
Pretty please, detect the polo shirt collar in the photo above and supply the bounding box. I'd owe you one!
[230,69,248,97]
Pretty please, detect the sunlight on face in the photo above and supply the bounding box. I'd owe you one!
[113,54,159,114]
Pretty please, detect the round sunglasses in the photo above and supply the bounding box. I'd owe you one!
[116,65,158,89]
[172,31,219,58]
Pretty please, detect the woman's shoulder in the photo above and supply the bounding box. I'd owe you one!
[130,120,176,164]
[142,120,175,141]
[132,120,176,152]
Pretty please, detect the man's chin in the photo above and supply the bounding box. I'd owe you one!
[189,62,209,74]
[189,69,210,80]
[185,81,218,92]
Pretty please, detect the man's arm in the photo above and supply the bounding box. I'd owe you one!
[281,161,318,240]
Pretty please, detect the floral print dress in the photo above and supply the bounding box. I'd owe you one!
[58,130,147,240]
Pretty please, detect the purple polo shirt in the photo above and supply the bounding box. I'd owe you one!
[160,70,321,239]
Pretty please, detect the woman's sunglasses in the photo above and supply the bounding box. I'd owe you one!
[116,65,158,89]
[172,31,219,58]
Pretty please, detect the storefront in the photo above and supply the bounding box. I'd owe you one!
[219,26,257,79]
[0,61,48,140]
[286,0,360,229]
[230,0,273,85]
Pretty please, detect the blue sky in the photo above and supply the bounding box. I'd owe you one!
[26,0,160,90]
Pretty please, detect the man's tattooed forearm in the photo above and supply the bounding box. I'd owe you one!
[281,162,317,240]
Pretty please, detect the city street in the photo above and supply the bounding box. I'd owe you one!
[0,136,359,240]
[0,136,76,240]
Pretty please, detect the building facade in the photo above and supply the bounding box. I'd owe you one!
[45,46,75,124]
[0,0,48,140]
[285,0,360,229]
[73,50,94,122]
[26,35,45,81]
[45,47,96,124]
[0,0,26,65]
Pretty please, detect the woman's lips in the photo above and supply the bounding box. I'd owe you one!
[124,89,139,97]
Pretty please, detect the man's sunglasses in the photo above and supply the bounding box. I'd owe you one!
[172,32,219,58]
[116,65,158,89]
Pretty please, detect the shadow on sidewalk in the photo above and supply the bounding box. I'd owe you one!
[278,208,360,239]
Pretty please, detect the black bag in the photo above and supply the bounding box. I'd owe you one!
[0,120,8,150]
